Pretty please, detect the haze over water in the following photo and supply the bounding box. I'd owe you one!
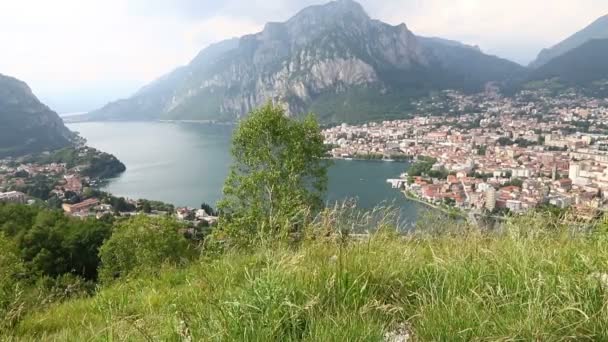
[68,122,420,223]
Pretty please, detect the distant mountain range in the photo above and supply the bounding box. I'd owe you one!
[530,14,608,68]
[82,1,608,124]
[86,0,524,124]
[529,39,608,86]
[0,74,74,158]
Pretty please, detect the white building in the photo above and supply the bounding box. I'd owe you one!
[512,168,532,179]
[485,188,497,212]
[0,191,26,204]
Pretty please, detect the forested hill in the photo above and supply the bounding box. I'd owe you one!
[530,14,608,68]
[526,39,608,96]
[0,74,74,158]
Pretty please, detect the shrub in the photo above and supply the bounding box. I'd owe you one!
[98,216,196,283]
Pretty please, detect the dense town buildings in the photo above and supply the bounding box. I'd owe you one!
[324,88,608,217]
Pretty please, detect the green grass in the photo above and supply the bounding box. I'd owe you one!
[5,213,608,341]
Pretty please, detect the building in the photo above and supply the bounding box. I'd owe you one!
[195,209,209,220]
[176,208,194,221]
[62,198,100,215]
[64,175,83,193]
[0,191,26,204]
[512,168,532,179]
[485,188,497,212]
[506,200,523,212]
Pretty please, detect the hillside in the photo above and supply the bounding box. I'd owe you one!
[5,214,608,341]
[0,74,74,158]
[3,106,608,341]
[530,14,608,68]
[86,0,524,124]
[527,39,608,94]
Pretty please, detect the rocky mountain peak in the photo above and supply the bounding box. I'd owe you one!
[86,0,525,124]
[290,0,369,21]
[285,0,370,39]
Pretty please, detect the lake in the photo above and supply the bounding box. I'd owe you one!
[68,122,420,224]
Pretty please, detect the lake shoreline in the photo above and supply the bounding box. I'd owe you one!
[67,122,419,221]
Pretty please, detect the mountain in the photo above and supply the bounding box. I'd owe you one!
[530,14,608,68]
[417,37,526,90]
[527,39,608,92]
[0,74,74,158]
[87,0,524,124]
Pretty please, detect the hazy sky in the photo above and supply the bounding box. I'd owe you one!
[1,0,607,112]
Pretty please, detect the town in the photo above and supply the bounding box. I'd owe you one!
[0,145,218,228]
[323,86,608,218]
[4,86,608,222]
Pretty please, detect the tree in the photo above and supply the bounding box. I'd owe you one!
[200,202,216,216]
[0,204,111,281]
[98,216,194,283]
[142,201,152,214]
[17,211,111,280]
[217,103,329,244]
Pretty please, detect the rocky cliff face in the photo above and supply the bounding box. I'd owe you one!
[88,0,524,124]
[0,74,74,157]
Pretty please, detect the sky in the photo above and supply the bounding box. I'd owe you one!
[0,0,607,113]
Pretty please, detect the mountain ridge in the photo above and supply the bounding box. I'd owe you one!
[0,74,74,158]
[530,14,608,68]
[527,38,608,96]
[86,0,525,124]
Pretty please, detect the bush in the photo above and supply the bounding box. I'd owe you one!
[98,216,196,283]
[9,210,608,340]
[0,204,111,281]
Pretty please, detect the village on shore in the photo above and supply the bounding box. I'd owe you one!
[323,87,608,219]
[0,145,217,227]
[4,86,608,221]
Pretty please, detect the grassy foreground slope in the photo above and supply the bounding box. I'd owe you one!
[9,214,608,341]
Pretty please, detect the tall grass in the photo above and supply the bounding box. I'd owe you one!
[5,209,608,341]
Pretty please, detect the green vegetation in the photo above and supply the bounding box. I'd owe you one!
[497,137,540,148]
[218,103,329,246]
[406,156,448,179]
[12,174,57,201]
[98,216,196,283]
[4,211,608,340]
[4,104,608,340]
[0,203,113,281]
[26,147,126,179]
[0,74,74,158]
[529,39,608,89]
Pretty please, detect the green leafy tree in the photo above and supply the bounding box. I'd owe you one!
[200,202,216,216]
[17,211,111,280]
[217,103,329,244]
[141,201,152,214]
[1,203,111,281]
[98,216,195,283]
